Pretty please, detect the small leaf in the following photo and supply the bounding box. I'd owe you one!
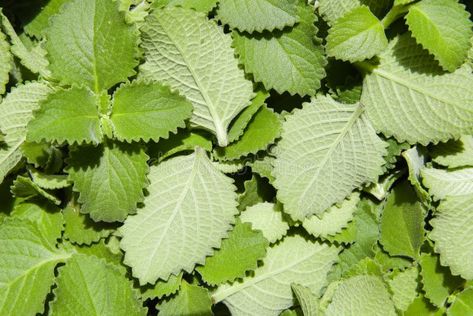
[158,281,212,316]
[0,28,11,94]
[291,284,320,316]
[421,167,473,200]
[240,202,289,243]
[431,136,473,168]
[448,288,473,316]
[388,267,419,311]
[140,273,183,301]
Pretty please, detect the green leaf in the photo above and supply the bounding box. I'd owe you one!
[388,267,419,311]
[158,281,212,316]
[217,0,299,32]
[0,28,11,95]
[0,82,52,183]
[152,0,218,13]
[27,87,103,145]
[405,0,473,72]
[430,195,473,280]
[403,146,431,203]
[216,106,281,160]
[67,141,149,222]
[0,219,71,315]
[420,252,463,307]
[319,0,392,25]
[197,220,268,285]
[45,0,139,91]
[232,4,326,96]
[50,254,145,316]
[431,136,473,168]
[327,6,388,62]
[380,181,425,259]
[273,96,386,220]
[325,275,396,316]
[140,273,183,300]
[22,0,69,38]
[240,202,289,243]
[303,192,360,240]
[120,148,238,284]
[110,81,193,143]
[361,34,473,145]
[237,175,273,212]
[140,7,253,147]
[63,205,115,245]
[11,175,61,205]
[291,284,320,316]
[448,287,473,316]
[421,167,473,200]
[405,294,444,316]
[213,236,339,316]
[29,169,70,190]
[149,131,213,162]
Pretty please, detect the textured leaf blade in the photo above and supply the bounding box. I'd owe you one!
[120,148,238,284]
[388,267,419,311]
[291,284,320,316]
[448,288,473,316]
[431,136,473,168]
[0,28,11,95]
[158,281,212,316]
[273,96,386,220]
[421,167,473,200]
[240,202,289,244]
[140,7,253,146]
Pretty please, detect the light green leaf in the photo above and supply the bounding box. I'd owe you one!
[422,167,473,200]
[0,28,11,95]
[380,182,425,259]
[11,175,61,205]
[249,154,276,183]
[120,148,238,284]
[319,0,392,25]
[240,202,289,243]
[430,195,473,280]
[67,142,149,222]
[405,294,444,316]
[405,0,473,72]
[403,146,431,203]
[45,0,139,91]
[29,169,70,190]
[303,192,360,239]
[325,275,396,316]
[237,175,273,212]
[152,0,218,13]
[149,131,213,163]
[23,0,69,38]
[0,82,52,183]
[27,87,103,145]
[420,252,463,307]
[158,281,212,316]
[216,106,281,160]
[233,4,326,96]
[0,219,71,315]
[327,6,388,62]
[72,239,124,268]
[361,34,473,145]
[388,267,419,311]
[140,273,183,300]
[197,220,268,285]
[431,136,473,168]
[63,205,115,245]
[217,0,299,32]
[448,287,473,316]
[50,254,145,316]
[273,96,386,220]
[213,236,339,316]
[291,284,320,316]
[140,7,253,146]
[110,81,192,143]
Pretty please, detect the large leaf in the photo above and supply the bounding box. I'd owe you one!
[405,0,473,71]
[140,7,253,146]
[326,6,388,62]
[0,219,71,315]
[421,167,473,200]
[213,236,339,316]
[430,195,473,280]
[232,4,326,96]
[45,0,139,91]
[273,96,386,220]
[0,82,52,183]
[217,0,299,32]
[120,148,238,284]
[50,254,145,315]
[361,34,473,145]
[67,142,149,222]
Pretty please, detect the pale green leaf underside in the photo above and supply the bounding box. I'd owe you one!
[140,7,253,146]
[233,4,326,96]
[0,219,71,316]
[402,146,431,203]
[217,0,299,32]
[213,236,339,316]
[67,142,149,223]
[327,6,388,62]
[197,220,268,285]
[388,267,419,311]
[50,254,145,316]
[0,82,52,183]
[406,0,473,72]
[326,275,396,316]
[422,167,473,200]
[120,148,238,284]
[431,135,473,168]
[111,81,193,142]
[158,281,212,316]
[291,284,320,316]
[27,87,103,145]
[303,192,360,239]
[240,202,289,244]
[0,28,11,95]
[430,195,473,280]
[45,0,138,91]
[273,96,386,220]
[362,34,473,145]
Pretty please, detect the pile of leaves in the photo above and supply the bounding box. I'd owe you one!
[0,0,473,314]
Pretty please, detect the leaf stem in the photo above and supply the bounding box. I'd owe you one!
[381,4,412,29]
